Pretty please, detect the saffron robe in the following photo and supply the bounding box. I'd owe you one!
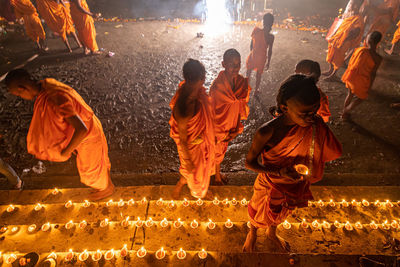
[317,88,331,123]
[210,71,251,164]
[342,46,377,99]
[246,27,269,73]
[248,118,342,228]
[10,0,45,43]
[326,15,365,70]
[62,1,76,35]
[169,81,216,199]
[27,78,111,191]
[392,20,400,44]
[70,0,98,52]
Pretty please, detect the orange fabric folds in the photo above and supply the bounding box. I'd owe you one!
[70,0,98,52]
[246,27,268,73]
[392,20,400,45]
[36,0,71,41]
[27,78,111,191]
[169,82,216,199]
[210,71,251,164]
[326,15,364,70]
[10,0,45,42]
[248,119,342,228]
[342,46,376,100]
[317,89,331,123]
[62,1,76,35]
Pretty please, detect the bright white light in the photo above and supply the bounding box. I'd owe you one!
[205,0,232,36]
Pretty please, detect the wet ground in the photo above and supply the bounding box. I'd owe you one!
[0,21,400,184]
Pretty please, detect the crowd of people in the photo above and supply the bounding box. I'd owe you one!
[0,0,399,254]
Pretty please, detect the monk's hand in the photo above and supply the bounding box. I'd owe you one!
[279,167,302,181]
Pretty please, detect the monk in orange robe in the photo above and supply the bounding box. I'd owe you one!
[323,0,365,82]
[342,31,382,119]
[5,69,114,200]
[10,0,48,51]
[70,0,100,55]
[385,20,400,55]
[246,13,274,93]
[366,0,399,39]
[242,75,342,252]
[210,49,251,185]
[170,59,215,199]
[295,60,331,123]
[36,0,81,52]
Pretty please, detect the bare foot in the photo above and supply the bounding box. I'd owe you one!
[266,228,290,252]
[84,48,91,55]
[89,183,115,201]
[242,230,257,252]
[385,48,393,55]
[92,50,102,55]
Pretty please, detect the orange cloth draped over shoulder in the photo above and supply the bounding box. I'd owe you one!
[326,15,364,70]
[368,0,399,37]
[169,81,216,199]
[70,0,98,52]
[27,78,111,191]
[246,27,268,73]
[248,118,342,228]
[209,71,251,164]
[36,0,73,41]
[342,46,376,100]
[317,88,331,123]
[10,0,45,43]
[392,20,400,44]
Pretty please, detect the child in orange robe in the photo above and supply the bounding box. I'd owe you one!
[242,74,342,252]
[342,31,383,119]
[210,48,251,185]
[170,59,216,199]
[385,20,400,55]
[5,69,114,200]
[246,13,274,93]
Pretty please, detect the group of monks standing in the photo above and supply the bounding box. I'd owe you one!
[6,0,100,54]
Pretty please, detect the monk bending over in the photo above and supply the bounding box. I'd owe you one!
[36,0,81,52]
[5,69,114,200]
[295,60,331,123]
[210,49,251,185]
[246,13,274,93]
[10,0,48,51]
[170,59,215,199]
[323,0,365,82]
[70,0,100,55]
[342,31,382,119]
[385,20,400,55]
[242,75,342,252]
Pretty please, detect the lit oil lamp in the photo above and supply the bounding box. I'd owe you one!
[160,218,169,228]
[176,248,186,260]
[311,220,319,229]
[140,197,147,205]
[328,199,335,207]
[362,199,370,207]
[301,219,309,229]
[317,200,324,208]
[196,198,203,206]
[308,201,313,207]
[382,220,391,230]
[65,249,74,262]
[207,219,216,230]
[369,221,378,230]
[78,250,89,262]
[128,199,135,206]
[341,199,349,208]
[156,198,163,206]
[100,218,109,228]
[65,220,74,230]
[198,249,207,259]
[385,200,394,208]
[34,203,43,211]
[7,204,15,213]
[83,200,90,208]
[11,226,19,233]
[121,216,130,227]
[222,198,229,205]
[79,220,87,229]
[225,219,234,229]
[155,247,165,260]
[135,217,143,227]
[28,224,37,233]
[6,254,17,264]
[355,222,363,230]
[136,247,146,258]
[213,197,220,205]
[104,249,115,260]
[282,220,291,230]
[344,221,353,231]
[174,218,183,228]
[47,252,57,260]
[191,219,199,228]
[168,200,175,208]
[118,199,125,207]
[334,221,342,228]
[231,198,238,206]
[241,198,248,206]
[92,250,102,261]
[391,220,398,229]
[322,221,331,229]
[294,164,309,175]
[64,200,73,209]
[0,226,7,233]
[183,198,189,207]
[106,199,113,207]
[52,188,59,195]
[145,218,154,228]
[41,222,51,232]
[374,200,381,208]
[120,244,128,257]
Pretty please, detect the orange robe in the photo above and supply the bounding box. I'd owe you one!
[27,78,111,191]
[368,0,399,37]
[10,0,46,43]
[326,15,364,70]
[36,0,74,41]
[342,46,377,99]
[169,81,216,199]
[248,118,342,228]
[70,0,98,52]
[246,27,269,73]
[62,1,76,35]
[317,88,331,123]
[392,20,400,44]
[210,71,251,164]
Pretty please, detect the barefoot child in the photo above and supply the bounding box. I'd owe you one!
[210,49,251,185]
[295,59,331,122]
[5,69,114,200]
[246,13,274,93]
[342,31,382,118]
[170,59,215,199]
[242,74,342,252]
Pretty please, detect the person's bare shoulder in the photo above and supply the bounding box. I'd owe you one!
[257,117,278,138]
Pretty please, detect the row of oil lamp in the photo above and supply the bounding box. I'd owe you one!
[308,199,396,208]
[281,219,400,231]
[0,246,209,265]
